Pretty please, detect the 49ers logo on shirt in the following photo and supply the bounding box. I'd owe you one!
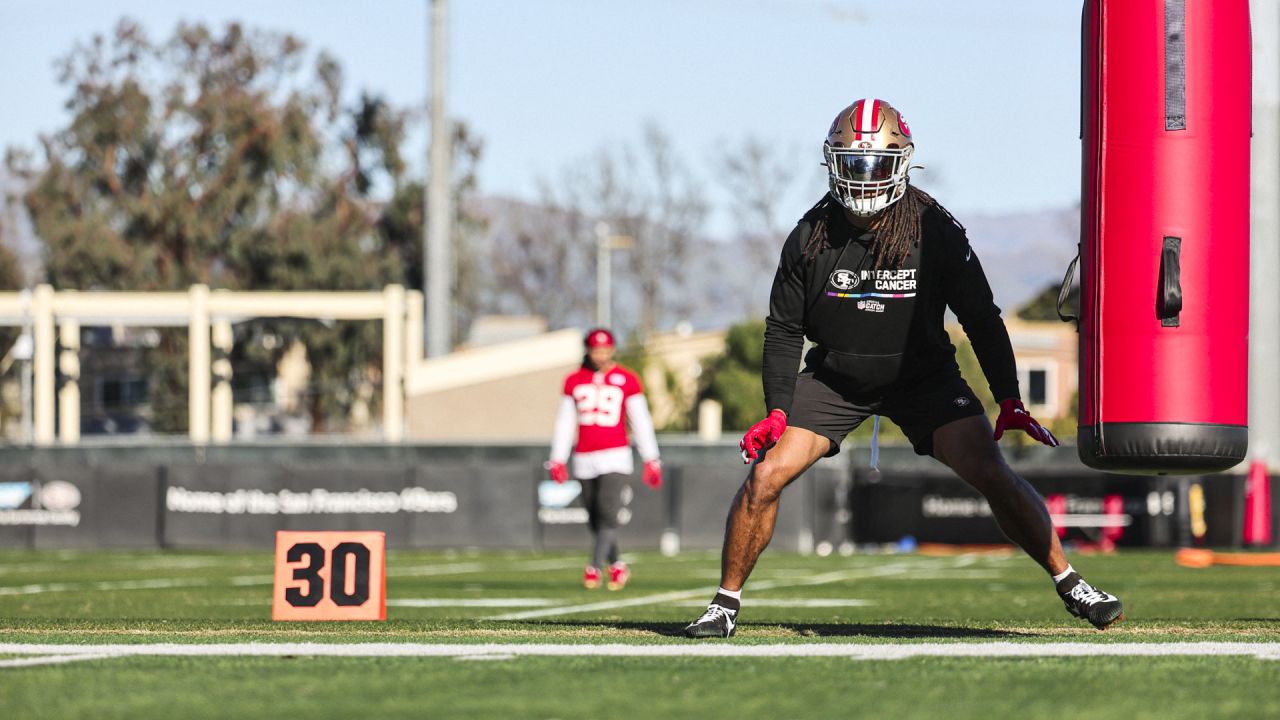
[830,269,860,291]
[573,384,624,427]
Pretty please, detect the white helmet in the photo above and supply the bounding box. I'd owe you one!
[823,98,915,216]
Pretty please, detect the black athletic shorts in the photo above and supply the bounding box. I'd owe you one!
[787,368,985,457]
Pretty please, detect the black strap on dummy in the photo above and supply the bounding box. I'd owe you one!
[1057,249,1080,325]
[1158,236,1183,327]
[1165,0,1186,131]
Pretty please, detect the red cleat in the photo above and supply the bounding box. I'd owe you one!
[607,562,630,591]
[583,566,602,590]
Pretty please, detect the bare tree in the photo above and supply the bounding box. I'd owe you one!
[535,123,708,340]
[446,123,489,343]
[715,136,798,271]
[485,195,593,326]
[625,124,708,338]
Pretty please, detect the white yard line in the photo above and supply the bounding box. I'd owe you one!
[489,588,721,621]
[0,557,584,597]
[228,575,276,586]
[512,558,601,572]
[0,642,1276,662]
[125,557,249,571]
[488,560,929,621]
[0,578,215,596]
[388,598,561,608]
[754,569,827,578]
[212,597,565,608]
[672,599,874,608]
[0,653,116,668]
[885,571,1007,580]
[0,574,280,596]
[386,562,487,578]
[387,557,587,578]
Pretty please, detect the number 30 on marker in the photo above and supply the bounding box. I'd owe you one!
[272,531,386,621]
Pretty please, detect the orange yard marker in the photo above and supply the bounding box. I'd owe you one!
[1175,547,1280,569]
[915,543,1015,557]
[272,531,386,621]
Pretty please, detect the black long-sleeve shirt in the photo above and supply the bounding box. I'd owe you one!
[762,201,1020,415]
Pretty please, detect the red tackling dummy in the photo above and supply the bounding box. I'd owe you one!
[1076,0,1249,473]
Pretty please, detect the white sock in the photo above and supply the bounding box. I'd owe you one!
[1051,565,1076,584]
[716,586,742,601]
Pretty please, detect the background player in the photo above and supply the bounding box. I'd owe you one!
[546,328,663,590]
[683,98,1123,638]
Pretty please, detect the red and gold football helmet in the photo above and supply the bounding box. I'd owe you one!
[823,98,915,216]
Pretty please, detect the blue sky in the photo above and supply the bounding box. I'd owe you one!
[1,1,1083,232]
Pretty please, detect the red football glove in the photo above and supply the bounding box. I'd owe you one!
[740,409,788,463]
[642,460,663,489]
[993,399,1059,447]
[544,460,569,484]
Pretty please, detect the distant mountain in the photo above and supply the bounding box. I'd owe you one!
[961,206,1080,314]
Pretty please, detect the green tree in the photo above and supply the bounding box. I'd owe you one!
[699,320,766,432]
[952,333,998,413]
[7,19,479,432]
[1017,281,1079,323]
[0,238,21,291]
[541,123,708,340]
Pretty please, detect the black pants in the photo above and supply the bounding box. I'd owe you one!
[582,473,627,568]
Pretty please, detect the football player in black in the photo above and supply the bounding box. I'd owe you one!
[684,99,1122,638]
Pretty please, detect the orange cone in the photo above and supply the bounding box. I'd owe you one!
[1243,461,1272,547]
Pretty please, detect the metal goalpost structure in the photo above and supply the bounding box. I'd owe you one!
[0,285,423,446]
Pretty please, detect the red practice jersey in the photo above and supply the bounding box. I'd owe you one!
[562,365,644,453]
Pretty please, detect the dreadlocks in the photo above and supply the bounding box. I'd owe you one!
[801,185,964,271]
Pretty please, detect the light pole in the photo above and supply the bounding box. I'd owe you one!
[425,0,453,358]
[594,222,633,329]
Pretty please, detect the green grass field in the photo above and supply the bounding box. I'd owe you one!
[2,547,1278,719]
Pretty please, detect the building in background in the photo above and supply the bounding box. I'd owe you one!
[404,326,727,441]
[1003,318,1078,422]
[405,329,583,441]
